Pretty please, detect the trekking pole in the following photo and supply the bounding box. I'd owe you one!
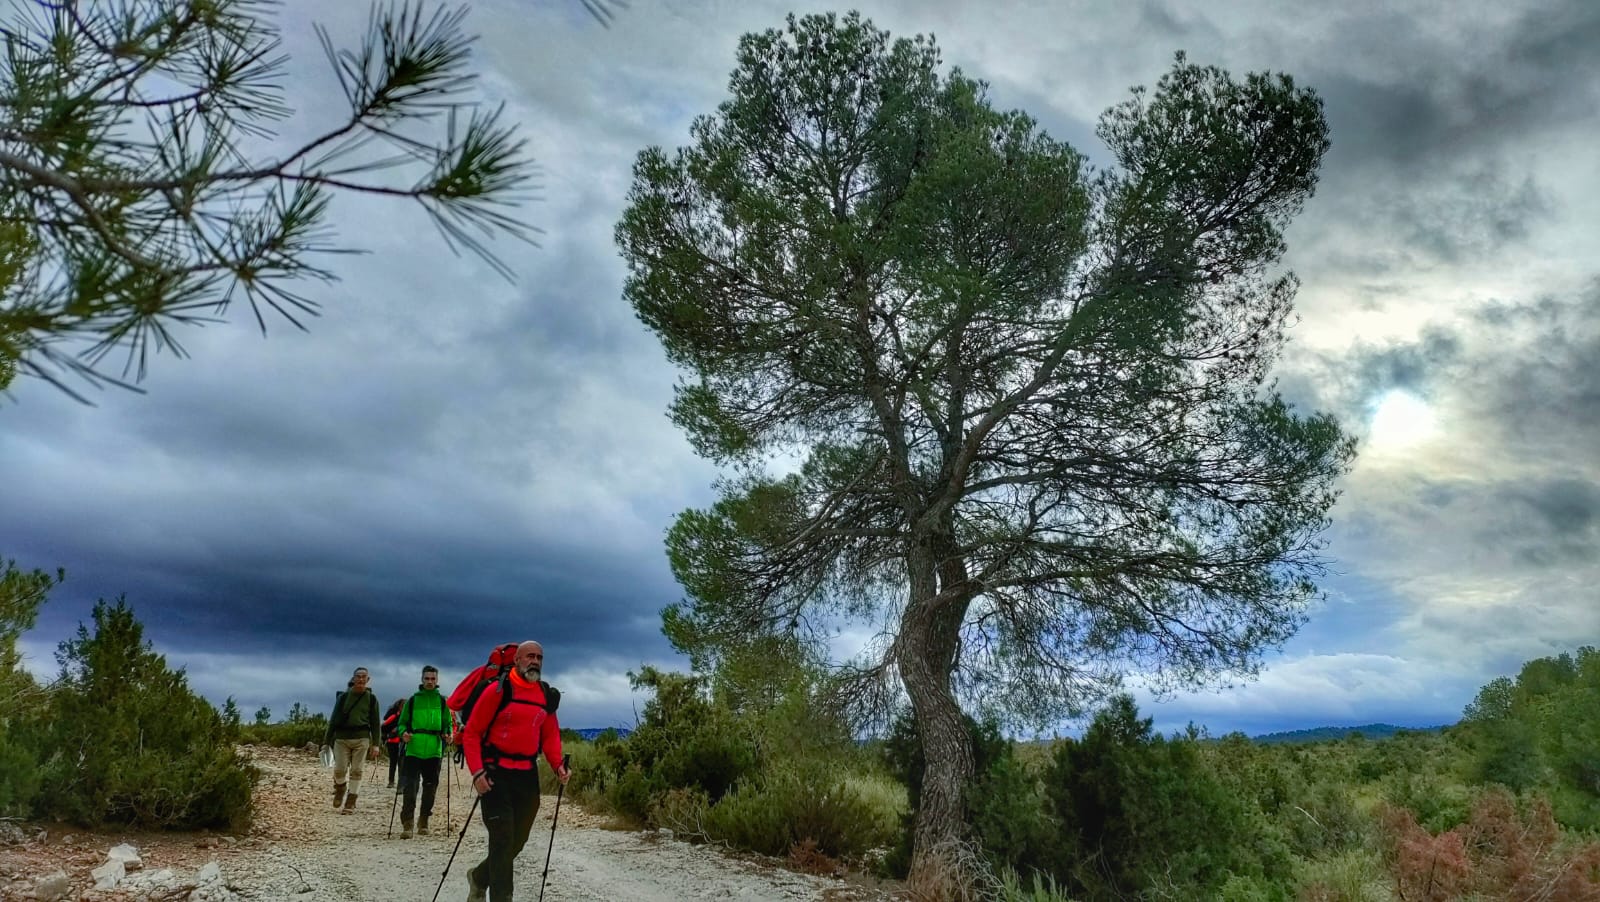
[386,742,407,838]
[430,795,480,902]
[537,754,572,902]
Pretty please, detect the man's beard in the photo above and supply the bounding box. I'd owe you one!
[522,666,541,682]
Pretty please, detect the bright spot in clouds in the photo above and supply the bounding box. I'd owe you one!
[1368,391,1438,451]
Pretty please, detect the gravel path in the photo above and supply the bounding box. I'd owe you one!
[2,746,902,902]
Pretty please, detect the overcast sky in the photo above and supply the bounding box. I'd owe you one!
[4,0,1597,737]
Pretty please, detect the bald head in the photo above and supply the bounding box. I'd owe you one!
[515,641,544,682]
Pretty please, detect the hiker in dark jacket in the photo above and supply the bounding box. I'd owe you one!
[381,698,405,787]
[459,641,569,902]
[396,665,452,837]
[321,666,381,814]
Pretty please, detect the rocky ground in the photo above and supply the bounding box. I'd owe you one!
[0,745,906,901]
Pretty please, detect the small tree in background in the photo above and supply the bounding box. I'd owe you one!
[1044,696,1256,899]
[43,597,256,829]
[0,558,59,815]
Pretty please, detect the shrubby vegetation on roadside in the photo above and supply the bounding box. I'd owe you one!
[0,565,258,831]
[561,644,1600,902]
[555,638,906,871]
[236,703,329,749]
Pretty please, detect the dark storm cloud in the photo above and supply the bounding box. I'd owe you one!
[1306,0,1600,172]
[1266,0,1599,276]
[1466,290,1600,452]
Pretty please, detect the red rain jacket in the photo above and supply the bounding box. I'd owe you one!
[460,668,562,775]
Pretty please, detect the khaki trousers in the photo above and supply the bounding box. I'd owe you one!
[332,738,370,795]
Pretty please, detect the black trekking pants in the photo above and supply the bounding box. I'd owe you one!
[469,767,541,902]
[386,743,402,783]
[400,756,441,823]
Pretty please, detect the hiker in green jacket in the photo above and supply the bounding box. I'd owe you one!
[322,666,382,814]
[397,665,453,837]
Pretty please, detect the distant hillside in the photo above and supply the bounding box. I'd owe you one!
[1250,723,1449,745]
[571,727,633,741]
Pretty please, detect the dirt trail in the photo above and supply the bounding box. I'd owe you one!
[1,746,902,901]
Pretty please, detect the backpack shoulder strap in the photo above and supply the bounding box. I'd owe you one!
[540,680,561,714]
[491,674,515,722]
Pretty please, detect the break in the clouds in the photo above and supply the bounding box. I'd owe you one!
[4,0,1598,736]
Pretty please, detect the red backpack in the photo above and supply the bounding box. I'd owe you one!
[447,643,519,721]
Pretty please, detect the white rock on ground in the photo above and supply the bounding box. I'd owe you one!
[90,857,124,890]
[29,869,69,901]
[108,842,143,870]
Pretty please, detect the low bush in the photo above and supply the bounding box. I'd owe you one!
[1293,848,1389,902]
[608,763,664,823]
[996,867,1076,902]
[237,716,328,749]
[703,756,896,860]
[37,598,258,831]
[1043,696,1261,901]
[1379,786,1600,901]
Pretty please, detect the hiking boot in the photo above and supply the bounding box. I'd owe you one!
[465,867,486,902]
[417,817,429,835]
[400,819,413,839]
[332,783,346,809]
[340,793,357,814]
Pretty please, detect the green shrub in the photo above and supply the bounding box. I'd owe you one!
[0,666,47,816]
[1292,848,1390,902]
[1043,696,1260,901]
[997,867,1077,902]
[969,752,1056,880]
[38,598,258,830]
[650,785,711,835]
[1215,872,1292,902]
[237,715,328,748]
[1282,779,1370,859]
[654,715,757,802]
[703,756,896,859]
[1379,770,1471,834]
[0,558,56,816]
[608,763,664,823]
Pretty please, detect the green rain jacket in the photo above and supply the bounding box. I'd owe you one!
[398,687,450,759]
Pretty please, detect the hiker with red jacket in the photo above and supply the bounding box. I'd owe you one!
[459,640,569,902]
[381,698,405,787]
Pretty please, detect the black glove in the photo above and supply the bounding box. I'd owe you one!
[452,745,465,767]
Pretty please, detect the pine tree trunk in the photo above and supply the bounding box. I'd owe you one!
[898,545,976,900]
